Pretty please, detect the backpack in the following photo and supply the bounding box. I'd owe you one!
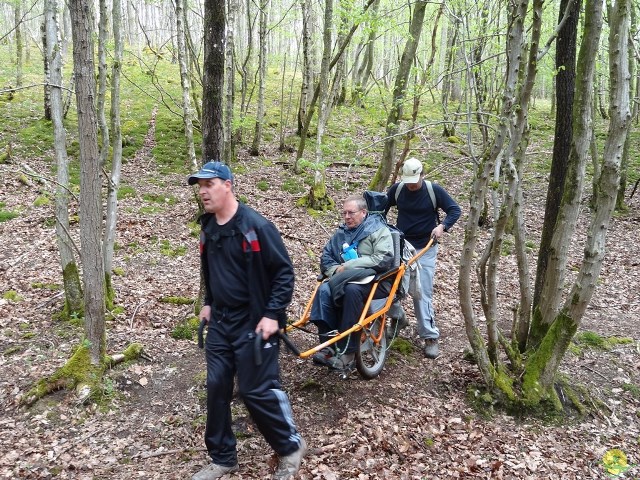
[395,180,437,213]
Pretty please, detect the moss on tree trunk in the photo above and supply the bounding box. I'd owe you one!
[298,173,334,211]
[522,312,577,406]
[21,341,144,406]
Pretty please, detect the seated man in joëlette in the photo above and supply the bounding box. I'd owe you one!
[310,194,394,370]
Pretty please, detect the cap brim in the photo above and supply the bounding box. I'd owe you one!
[401,174,420,184]
[188,173,224,185]
[188,174,206,185]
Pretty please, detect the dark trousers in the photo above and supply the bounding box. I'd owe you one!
[204,308,302,466]
[311,282,389,353]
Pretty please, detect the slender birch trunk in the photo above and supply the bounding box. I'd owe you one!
[224,0,237,163]
[103,0,124,305]
[250,0,268,155]
[175,0,197,169]
[97,0,110,167]
[45,0,84,317]
[15,4,23,88]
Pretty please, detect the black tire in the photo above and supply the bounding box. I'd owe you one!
[355,315,388,379]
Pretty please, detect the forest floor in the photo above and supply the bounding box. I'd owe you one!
[1,123,640,479]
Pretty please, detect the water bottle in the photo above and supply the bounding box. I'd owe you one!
[342,242,358,261]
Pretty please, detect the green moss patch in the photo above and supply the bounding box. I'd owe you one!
[171,317,201,341]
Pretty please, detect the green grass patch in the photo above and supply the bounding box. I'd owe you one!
[139,206,163,215]
[257,180,270,191]
[33,195,51,207]
[389,337,415,356]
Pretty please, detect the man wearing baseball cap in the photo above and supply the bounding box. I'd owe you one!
[189,161,306,480]
[385,157,461,359]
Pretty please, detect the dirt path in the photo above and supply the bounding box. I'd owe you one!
[1,132,639,479]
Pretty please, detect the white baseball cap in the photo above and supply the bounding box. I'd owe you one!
[400,157,423,183]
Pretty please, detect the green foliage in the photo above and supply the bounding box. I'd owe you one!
[257,180,270,191]
[187,221,200,238]
[282,176,306,194]
[139,206,163,215]
[621,383,640,398]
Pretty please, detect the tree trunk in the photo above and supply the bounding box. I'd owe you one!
[69,0,107,366]
[43,21,52,120]
[369,1,427,192]
[250,0,268,156]
[45,0,84,317]
[532,0,581,335]
[175,0,197,169]
[224,0,237,163]
[314,0,333,165]
[527,0,629,398]
[237,0,255,144]
[97,0,110,167]
[202,0,225,161]
[459,0,541,388]
[297,0,314,135]
[15,3,23,88]
[615,19,635,211]
[103,0,124,309]
[352,0,380,107]
[441,14,459,137]
[531,0,603,346]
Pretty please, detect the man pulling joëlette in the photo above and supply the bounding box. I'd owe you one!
[188,161,306,480]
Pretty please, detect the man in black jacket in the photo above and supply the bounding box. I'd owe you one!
[188,161,305,480]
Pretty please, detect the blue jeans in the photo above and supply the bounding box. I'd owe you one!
[414,243,439,340]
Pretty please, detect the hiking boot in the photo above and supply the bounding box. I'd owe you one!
[272,437,307,480]
[311,347,334,366]
[424,339,440,359]
[192,462,239,480]
[328,352,355,370]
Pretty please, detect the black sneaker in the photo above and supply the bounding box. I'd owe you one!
[311,347,334,366]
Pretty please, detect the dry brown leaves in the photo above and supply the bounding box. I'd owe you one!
[1,138,639,479]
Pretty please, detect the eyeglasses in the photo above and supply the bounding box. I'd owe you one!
[342,209,364,217]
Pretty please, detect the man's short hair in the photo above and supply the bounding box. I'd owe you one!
[343,195,367,211]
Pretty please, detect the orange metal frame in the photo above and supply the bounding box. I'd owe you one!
[286,238,434,359]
